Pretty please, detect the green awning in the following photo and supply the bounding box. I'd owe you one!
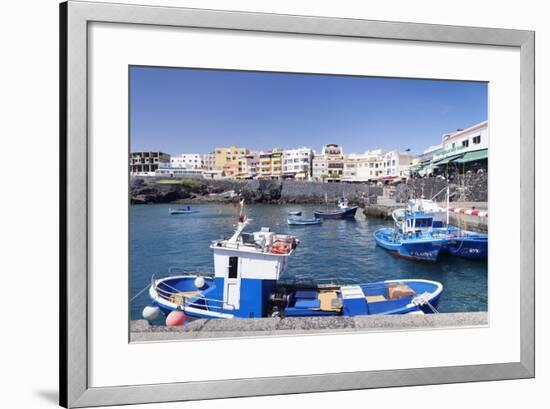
[455,149,488,163]
[433,153,464,166]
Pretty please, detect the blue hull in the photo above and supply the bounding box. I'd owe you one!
[374,228,445,262]
[432,227,488,259]
[150,276,443,319]
[444,237,488,259]
[314,206,358,219]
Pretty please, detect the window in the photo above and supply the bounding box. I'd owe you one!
[462,140,469,148]
[473,135,481,144]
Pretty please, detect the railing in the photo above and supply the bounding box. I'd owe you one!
[166,267,214,277]
[152,275,224,312]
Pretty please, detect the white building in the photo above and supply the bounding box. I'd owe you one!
[381,150,417,179]
[170,153,203,169]
[312,144,344,181]
[312,155,327,180]
[342,150,385,182]
[202,152,216,170]
[412,144,443,177]
[283,147,313,179]
[154,167,205,179]
[433,121,488,162]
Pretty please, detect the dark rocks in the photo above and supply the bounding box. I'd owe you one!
[130,178,381,205]
[394,174,488,203]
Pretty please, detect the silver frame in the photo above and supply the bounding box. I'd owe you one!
[60,1,535,407]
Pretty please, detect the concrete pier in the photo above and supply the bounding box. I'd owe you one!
[363,199,488,233]
[130,311,487,342]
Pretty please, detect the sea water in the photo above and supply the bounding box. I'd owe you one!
[130,203,487,320]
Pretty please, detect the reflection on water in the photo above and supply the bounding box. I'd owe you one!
[130,203,487,319]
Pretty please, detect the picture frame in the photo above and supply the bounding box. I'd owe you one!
[60,1,534,407]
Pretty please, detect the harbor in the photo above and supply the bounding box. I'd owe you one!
[128,68,490,338]
[130,202,488,330]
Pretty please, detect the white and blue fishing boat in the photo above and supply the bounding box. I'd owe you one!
[314,196,358,219]
[169,206,199,215]
[287,216,322,225]
[374,209,447,262]
[410,188,488,259]
[407,198,446,228]
[145,209,443,320]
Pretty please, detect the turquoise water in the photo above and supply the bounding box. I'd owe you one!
[130,203,488,319]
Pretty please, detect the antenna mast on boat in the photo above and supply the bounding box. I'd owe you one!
[446,185,450,227]
[229,198,249,243]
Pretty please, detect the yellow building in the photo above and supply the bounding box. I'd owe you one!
[259,151,273,178]
[257,148,284,179]
[213,145,249,177]
[270,148,283,178]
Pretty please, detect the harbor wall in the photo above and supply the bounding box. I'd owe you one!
[394,173,488,203]
[131,178,382,205]
[131,174,487,206]
[130,311,487,341]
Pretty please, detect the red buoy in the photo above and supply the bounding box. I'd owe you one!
[166,310,186,326]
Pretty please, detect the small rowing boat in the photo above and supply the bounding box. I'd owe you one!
[287,210,302,216]
[169,206,199,215]
[287,216,322,225]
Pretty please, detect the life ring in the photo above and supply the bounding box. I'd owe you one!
[271,242,291,254]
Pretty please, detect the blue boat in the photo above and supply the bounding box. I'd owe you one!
[437,226,488,259]
[373,209,447,262]
[287,216,322,225]
[169,206,199,215]
[314,197,358,219]
[144,212,443,320]
[408,187,488,259]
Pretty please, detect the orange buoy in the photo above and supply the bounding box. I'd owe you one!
[166,310,186,326]
[271,242,291,254]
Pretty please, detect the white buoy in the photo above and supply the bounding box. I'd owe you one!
[194,276,206,289]
[142,305,160,321]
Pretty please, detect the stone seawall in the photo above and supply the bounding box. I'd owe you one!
[131,178,382,205]
[130,312,487,341]
[394,173,488,203]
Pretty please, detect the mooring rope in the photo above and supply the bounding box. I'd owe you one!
[130,283,151,303]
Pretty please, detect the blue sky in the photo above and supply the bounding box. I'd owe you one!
[130,66,487,155]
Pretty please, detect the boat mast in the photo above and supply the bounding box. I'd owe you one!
[229,199,248,243]
[446,185,450,227]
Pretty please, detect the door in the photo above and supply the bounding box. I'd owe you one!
[223,256,241,310]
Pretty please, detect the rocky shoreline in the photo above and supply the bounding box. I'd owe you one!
[131,178,381,205]
[130,175,488,208]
